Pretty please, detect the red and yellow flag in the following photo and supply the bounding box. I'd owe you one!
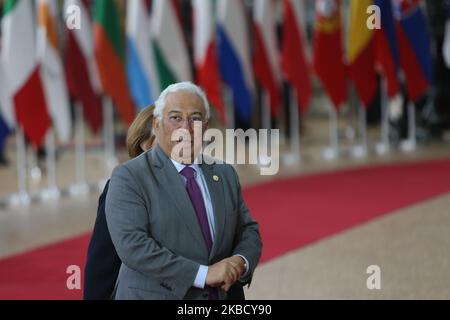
[347,0,378,107]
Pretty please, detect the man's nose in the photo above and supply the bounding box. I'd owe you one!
[180,118,191,131]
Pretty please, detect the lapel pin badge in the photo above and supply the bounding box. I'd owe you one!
[213,175,219,182]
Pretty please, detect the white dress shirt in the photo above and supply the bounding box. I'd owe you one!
[170,159,249,289]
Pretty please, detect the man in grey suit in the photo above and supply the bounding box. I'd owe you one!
[105,82,262,300]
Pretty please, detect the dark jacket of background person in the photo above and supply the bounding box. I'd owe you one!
[84,180,119,299]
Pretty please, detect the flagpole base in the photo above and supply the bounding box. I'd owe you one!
[69,183,90,196]
[40,187,61,201]
[400,139,416,152]
[282,152,301,166]
[322,146,339,161]
[7,192,32,207]
[375,141,390,155]
[350,145,368,159]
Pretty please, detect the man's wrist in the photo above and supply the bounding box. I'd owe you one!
[233,254,249,276]
[237,256,247,270]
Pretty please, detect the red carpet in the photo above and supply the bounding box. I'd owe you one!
[1,158,450,299]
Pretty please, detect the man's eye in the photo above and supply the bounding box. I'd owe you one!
[170,116,182,121]
[191,117,202,122]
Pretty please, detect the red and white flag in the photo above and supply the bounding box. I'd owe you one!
[281,0,312,113]
[64,0,103,133]
[193,0,225,122]
[253,0,282,116]
[1,0,51,147]
[0,55,13,128]
[37,0,72,143]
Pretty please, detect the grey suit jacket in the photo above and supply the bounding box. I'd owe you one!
[105,144,262,300]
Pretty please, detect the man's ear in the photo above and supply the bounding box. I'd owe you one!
[152,116,160,134]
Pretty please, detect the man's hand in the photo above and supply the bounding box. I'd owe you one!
[205,256,246,291]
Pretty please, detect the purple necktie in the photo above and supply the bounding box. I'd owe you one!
[180,166,218,300]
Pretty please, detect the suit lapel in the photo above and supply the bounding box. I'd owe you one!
[200,162,227,260]
[149,145,208,253]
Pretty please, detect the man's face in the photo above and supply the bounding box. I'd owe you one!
[153,91,208,163]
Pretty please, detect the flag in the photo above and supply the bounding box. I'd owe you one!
[281,0,312,113]
[2,0,51,148]
[152,0,192,90]
[395,0,432,103]
[0,54,14,128]
[126,0,159,110]
[193,0,225,123]
[347,0,378,107]
[94,0,135,125]
[37,0,72,144]
[313,0,347,110]
[64,0,103,133]
[0,62,11,151]
[0,115,10,154]
[443,2,450,68]
[217,0,254,122]
[374,0,400,98]
[253,0,282,117]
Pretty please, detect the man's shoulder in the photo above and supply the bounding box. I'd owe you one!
[112,151,153,179]
[123,151,150,168]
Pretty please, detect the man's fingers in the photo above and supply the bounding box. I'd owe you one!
[221,282,232,292]
[224,269,236,285]
[226,258,245,275]
[227,264,240,283]
[226,260,240,274]
[207,259,242,289]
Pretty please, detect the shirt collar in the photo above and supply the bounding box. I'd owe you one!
[170,158,201,175]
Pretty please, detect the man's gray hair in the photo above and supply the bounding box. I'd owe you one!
[154,82,210,120]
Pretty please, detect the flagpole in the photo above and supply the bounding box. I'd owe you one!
[69,102,90,195]
[8,127,31,206]
[351,102,368,158]
[223,86,235,130]
[41,128,60,200]
[375,77,390,155]
[400,101,417,152]
[102,96,117,179]
[259,90,272,167]
[222,85,241,165]
[283,86,301,165]
[322,104,339,160]
[278,105,286,147]
[262,90,271,130]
